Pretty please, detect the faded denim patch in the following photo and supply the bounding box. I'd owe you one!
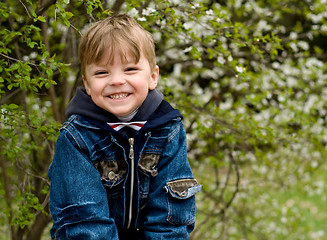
[94,159,127,184]
[165,179,201,199]
[139,153,160,177]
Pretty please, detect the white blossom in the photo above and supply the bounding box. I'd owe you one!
[183,21,193,30]
[137,17,146,22]
[142,7,156,16]
[127,8,138,17]
[191,3,200,9]
[217,56,226,64]
[235,66,245,73]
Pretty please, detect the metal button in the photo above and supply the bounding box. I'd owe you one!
[107,171,116,180]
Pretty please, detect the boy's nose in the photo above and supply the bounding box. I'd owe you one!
[109,73,126,85]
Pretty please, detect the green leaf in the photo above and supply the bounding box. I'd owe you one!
[27,39,37,48]
[63,18,70,27]
[46,68,53,78]
[87,5,93,14]
[37,16,46,22]
[42,51,49,59]
[49,80,57,85]
[65,11,74,19]
[7,104,19,110]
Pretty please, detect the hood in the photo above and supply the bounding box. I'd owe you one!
[65,87,182,129]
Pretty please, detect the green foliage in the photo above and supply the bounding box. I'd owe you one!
[1,0,327,239]
[11,192,45,229]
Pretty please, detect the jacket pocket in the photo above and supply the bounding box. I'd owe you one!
[94,158,126,229]
[94,157,127,188]
[164,178,201,225]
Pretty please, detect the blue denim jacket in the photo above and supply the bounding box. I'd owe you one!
[48,99,201,239]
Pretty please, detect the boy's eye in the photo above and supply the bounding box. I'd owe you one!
[125,67,138,72]
[95,71,108,75]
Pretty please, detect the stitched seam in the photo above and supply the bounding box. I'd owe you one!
[61,117,89,152]
[167,119,182,142]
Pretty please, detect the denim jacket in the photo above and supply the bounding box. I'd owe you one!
[48,89,201,239]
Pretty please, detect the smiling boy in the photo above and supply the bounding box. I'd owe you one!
[48,14,201,240]
[83,48,158,117]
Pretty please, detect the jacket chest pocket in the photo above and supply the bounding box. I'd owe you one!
[91,137,127,187]
[94,156,127,189]
[138,153,160,211]
[92,148,127,228]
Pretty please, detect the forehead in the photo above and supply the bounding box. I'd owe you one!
[96,47,143,66]
[98,45,141,68]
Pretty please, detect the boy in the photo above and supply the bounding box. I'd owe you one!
[48,14,201,240]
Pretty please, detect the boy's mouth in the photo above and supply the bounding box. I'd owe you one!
[109,93,129,99]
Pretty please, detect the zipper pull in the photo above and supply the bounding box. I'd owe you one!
[128,138,134,160]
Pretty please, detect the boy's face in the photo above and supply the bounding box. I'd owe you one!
[83,50,159,117]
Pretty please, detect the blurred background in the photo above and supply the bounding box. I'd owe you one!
[0,0,326,239]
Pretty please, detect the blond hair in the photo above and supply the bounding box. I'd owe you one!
[79,14,156,74]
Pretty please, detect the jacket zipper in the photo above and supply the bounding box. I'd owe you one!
[127,137,135,229]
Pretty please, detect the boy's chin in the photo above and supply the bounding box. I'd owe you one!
[111,108,138,118]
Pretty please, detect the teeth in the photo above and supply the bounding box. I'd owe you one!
[109,93,128,99]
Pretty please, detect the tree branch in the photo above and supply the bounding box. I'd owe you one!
[41,8,62,122]
[0,143,17,240]
[36,0,57,16]
[112,0,125,12]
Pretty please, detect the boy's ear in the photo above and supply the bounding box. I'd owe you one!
[149,65,159,90]
[82,75,91,95]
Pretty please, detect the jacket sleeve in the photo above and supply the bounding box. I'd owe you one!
[141,119,201,239]
[48,128,119,240]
